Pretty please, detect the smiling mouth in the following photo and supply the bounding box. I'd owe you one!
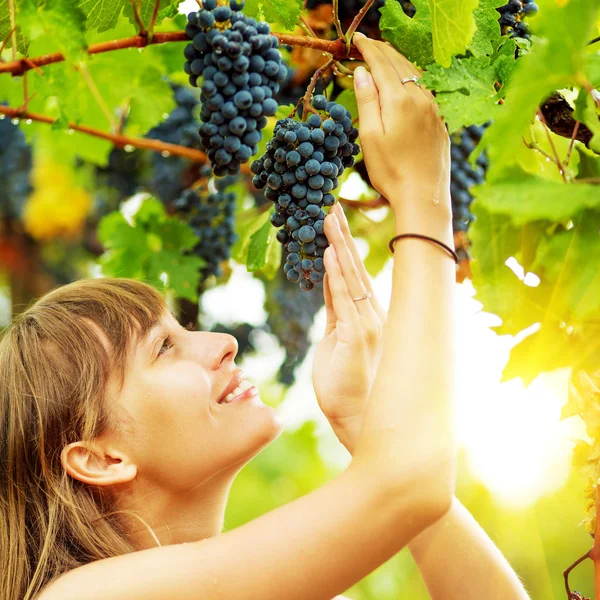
[218,379,258,404]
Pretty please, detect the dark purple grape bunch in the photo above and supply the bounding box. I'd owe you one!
[173,165,239,280]
[497,0,538,40]
[183,0,288,177]
[251,95,360,292]
[450,124,489,236]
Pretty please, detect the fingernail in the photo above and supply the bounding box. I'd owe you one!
[354,66,371,89]
[353,32,367,41]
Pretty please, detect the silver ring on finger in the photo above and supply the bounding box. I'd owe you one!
[401,76,421,88]
[352,292,372,303]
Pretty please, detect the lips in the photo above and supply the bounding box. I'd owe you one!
[217,370,246,404]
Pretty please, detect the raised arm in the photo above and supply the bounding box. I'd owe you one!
[38,35,456,600]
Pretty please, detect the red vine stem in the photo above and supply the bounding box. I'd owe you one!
[0,32,362,76]
[566,121,580,167]
[301,56,335,118]
[128,0,148,35]
[0,104,209,163]
[148,0,161,41]
[537,108,567,182]
[346,0,376,41]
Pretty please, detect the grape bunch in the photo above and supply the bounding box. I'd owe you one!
[146,83,203,206]
[183,0,288,176]
[497,0,538,40]
[173,165,239,280]
[264,267,325,385]
[450,124,489,235]
[0,109,33,220]
[251,95,360,291]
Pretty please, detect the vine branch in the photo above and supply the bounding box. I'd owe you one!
[0,104,208,163]
[346,0,376,41]
[332,0,345,39]
[0,32,362,77]
[148,0,161,41]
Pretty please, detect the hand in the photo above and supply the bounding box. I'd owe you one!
[312,203,387,454]
[352,33,451,217]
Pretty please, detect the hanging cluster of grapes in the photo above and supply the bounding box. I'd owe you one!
[497,0,538,40]
[173,165,239,279]
[251,95,360,291]
[264,267,325,385]
[183,0,287,176]
[0,109,33,221]
[450,125,489,236]
[146,84,203,206]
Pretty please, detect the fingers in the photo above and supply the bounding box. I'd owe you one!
[323,246,361,326]
[353,65,383,139]
[375,39,436,104]
[353,33,405,103]
[331,203,374,296]
[331,203,388,322]
[323,273,337,334]
[324,211,378,322]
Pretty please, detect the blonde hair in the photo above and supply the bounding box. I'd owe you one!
[0,278,169,600]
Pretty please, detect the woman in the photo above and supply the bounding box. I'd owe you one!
[0,35,530,600]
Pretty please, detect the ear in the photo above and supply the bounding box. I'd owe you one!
[61,441,137,487]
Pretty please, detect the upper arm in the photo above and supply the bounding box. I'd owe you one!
[40,465,444,600]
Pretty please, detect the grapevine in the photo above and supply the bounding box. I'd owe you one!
[0,109,33,221]
[173,165,239,280]
[251,95,360,291]
[183,0,287,176]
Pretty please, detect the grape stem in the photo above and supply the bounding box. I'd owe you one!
[332,0,345,39]
[128,0,148,36]
[565,121,580,167]
[299,14,318,39]
[299,56,336,120]
[147,0,161,42]
[345,0,376,46]
[536,108,568,183]
[564,549,592,599]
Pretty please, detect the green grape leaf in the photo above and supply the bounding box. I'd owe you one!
[470,0,504,57]
[243,0,303,31]
[247,209,276,271]
[380,0,434,69]
[335,90,359,124]
[97,198,203,302]
[77,0,127,33]
[78,0,180,33]
[470,204,600,385]
[420,55,502,132]
[0,0,30,54]
[471,167,600,225]
[476,0,600,174]
[19,0,87,62]
[577,146,600,179]
[574,90,600,153]
[429,0,478,67]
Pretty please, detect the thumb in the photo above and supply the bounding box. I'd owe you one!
[353,66,383,140]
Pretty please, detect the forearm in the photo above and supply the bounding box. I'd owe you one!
[351,188,457,501]
[408,496,531,600]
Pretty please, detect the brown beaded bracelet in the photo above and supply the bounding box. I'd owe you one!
[389,233,459,265]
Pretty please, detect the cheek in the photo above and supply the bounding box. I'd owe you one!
[137,363,213,434]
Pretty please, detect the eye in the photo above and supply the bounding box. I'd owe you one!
[158,336,174,357]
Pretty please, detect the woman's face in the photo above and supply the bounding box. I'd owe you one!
[109,310,284,495]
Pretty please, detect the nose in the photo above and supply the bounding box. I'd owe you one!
[212,333,238,369]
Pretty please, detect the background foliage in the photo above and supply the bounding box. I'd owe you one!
[1,0,600,597]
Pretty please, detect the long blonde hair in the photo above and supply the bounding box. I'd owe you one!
[0,278,169,600]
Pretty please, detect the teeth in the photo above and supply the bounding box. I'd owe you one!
[222,379,253,403]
